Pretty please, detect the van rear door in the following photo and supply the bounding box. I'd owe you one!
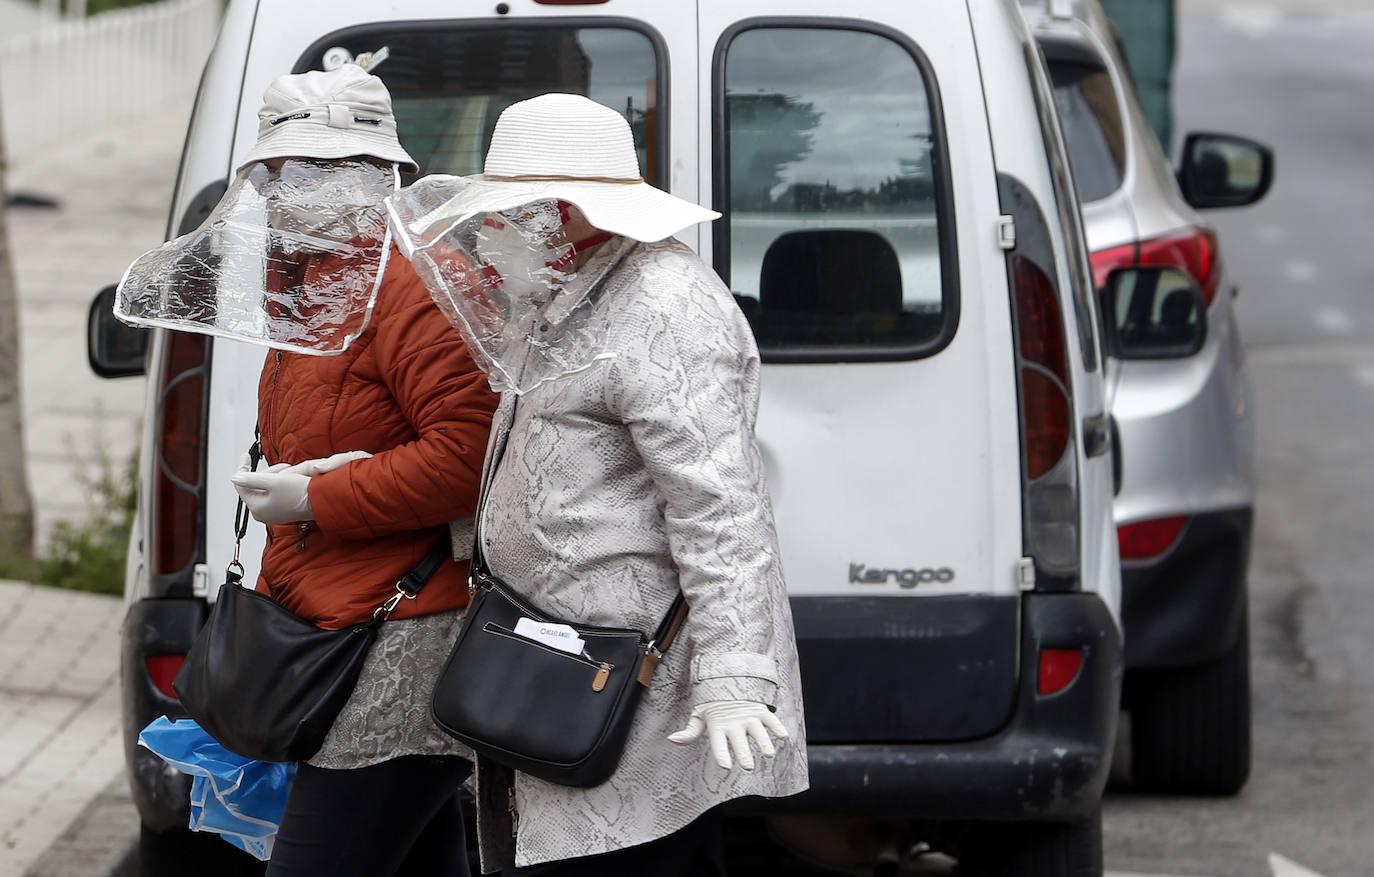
[698,1,1025,742]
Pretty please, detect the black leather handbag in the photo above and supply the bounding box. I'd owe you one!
[430,402,688,787]
[172,439,451,764]
[431,543,686,787]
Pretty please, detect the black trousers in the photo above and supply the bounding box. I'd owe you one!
[505,807,726,877]
[266,754,471,877]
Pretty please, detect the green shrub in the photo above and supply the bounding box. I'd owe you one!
[36,447,137,595]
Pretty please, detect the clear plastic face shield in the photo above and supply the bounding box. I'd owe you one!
[387,179,620,394]
[115,158,398,354]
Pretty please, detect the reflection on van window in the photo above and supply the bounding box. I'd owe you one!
[721,27,946,352]
[320,27,660,182]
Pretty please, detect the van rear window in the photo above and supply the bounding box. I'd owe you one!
[296,25,663,183]
[714,24,956,361]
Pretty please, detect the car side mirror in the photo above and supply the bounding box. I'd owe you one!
[1177,132,1274,209]
[1098,266,1207,360]
[88,284,148,377]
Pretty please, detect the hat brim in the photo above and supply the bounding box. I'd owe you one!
[409,176,720,245]
[237,123,418,173]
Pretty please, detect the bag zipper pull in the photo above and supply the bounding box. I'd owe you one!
[592,663,610,692]
[295,522,310,553]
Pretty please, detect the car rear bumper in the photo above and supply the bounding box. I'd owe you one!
[121,597,206,832]
[1121,506,1252,670]
[735,591,1121,822]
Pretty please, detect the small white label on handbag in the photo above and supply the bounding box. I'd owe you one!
[514,617,586,656]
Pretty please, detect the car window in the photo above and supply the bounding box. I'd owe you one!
[1048,61,1125,203]
[1024,44,1099,373]
[714,25,955,360]
[297,25,663,182]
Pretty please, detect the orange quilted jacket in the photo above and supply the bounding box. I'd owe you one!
[254,246,498,629]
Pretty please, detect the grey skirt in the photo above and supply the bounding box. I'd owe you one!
[307,608,474,770]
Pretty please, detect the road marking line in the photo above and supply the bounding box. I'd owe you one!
[1270,852,1327,877]
[1314,305,1353,335]
[1219,4,1284,37]
[1283,259,1318,284]
[1352,365,1374,389]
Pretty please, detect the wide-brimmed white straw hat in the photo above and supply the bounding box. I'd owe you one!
[236,65,418,173]
[428,93,719,242]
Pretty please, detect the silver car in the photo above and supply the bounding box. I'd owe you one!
[1023,0,1273,795]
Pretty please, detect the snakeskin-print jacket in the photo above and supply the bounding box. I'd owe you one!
[470,235,808,869]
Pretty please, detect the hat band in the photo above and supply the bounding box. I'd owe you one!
[482,173,644,184]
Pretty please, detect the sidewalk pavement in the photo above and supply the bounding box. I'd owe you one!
[0,580,129,877]
[2,103,192,875]
[7,102,189,549]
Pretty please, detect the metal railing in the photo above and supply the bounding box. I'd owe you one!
[0,0,220,160]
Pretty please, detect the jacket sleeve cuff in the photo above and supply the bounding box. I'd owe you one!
[691,652,780,707]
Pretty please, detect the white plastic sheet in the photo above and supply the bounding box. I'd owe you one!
[115,158,397,355]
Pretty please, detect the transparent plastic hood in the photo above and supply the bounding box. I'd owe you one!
[388,177,630,395]
[114,158,397,355]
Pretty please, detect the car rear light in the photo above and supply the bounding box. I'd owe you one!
[1088,242,1136,292]
[1013,255,1072,479]
[1090,226,1221,305]
[1038,647,1083,696]
[151,331,208,578]
[145,655,186,699]
[1117,515,1188,560]
[1011,254,1079,574]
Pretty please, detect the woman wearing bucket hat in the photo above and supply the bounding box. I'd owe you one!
[389,93,808,875]
[117,63,498,877]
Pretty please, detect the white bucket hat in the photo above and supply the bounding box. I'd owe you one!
[236,65,418,173]
[424,93,719,242]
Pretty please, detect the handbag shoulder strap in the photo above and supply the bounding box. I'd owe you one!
[471,399,689,651]
[226,430,263,587]
[229,429,450,623]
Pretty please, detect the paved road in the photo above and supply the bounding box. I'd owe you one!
[1101,2,1374,876]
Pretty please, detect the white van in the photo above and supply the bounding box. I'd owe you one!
[89,1,1126,874]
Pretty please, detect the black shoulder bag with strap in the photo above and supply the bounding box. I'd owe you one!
[172,434,451,764]
[430,399,689,788]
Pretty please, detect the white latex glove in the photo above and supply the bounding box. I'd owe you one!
[279,450,372,477]
[667,700,788,771]
[230,453,314,524]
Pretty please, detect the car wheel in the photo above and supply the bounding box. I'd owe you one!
[957,807,1103,877]
[138,825,267,877]
[1129,613,1251,795]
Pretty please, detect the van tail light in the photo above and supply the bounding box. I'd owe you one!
[1014,256,1071,478]
[151,331,208,580]
[1090,226,1221,306]
[1038,648,1083,696]
[145,655,186,699]
[1118,515,1188,560]
[1011,254,1079,575]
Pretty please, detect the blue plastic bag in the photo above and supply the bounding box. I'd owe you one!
[138,716,296,861]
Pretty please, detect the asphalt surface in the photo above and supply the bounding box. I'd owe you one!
[1100,1,1374,875]
[15,1,1374,876]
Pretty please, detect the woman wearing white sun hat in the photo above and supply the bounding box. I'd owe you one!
[389,93,808,875]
